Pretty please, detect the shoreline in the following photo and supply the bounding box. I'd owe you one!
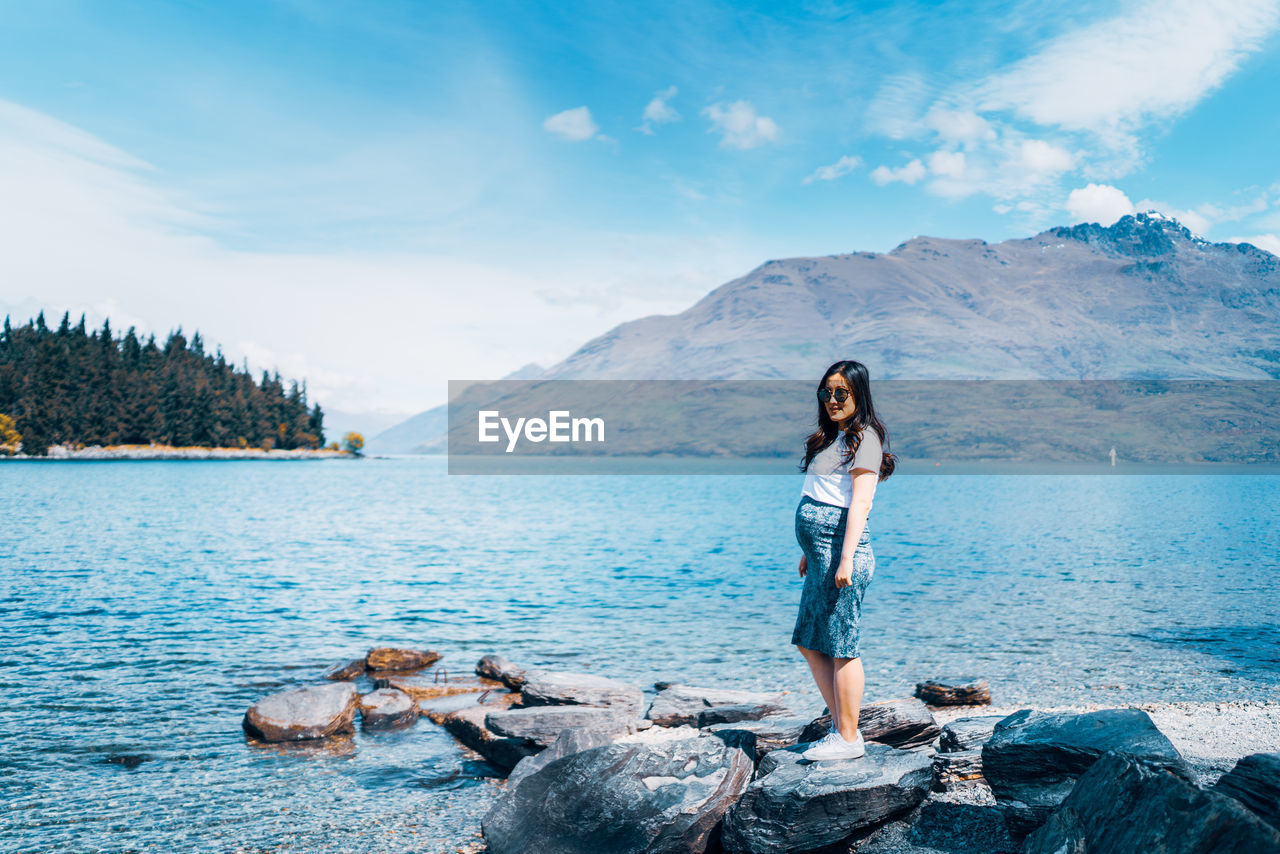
[1,443,357,461]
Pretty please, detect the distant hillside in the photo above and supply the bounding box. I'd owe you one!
[367,361,543,454]
[0,313,325,456]
[378,212,1280,453]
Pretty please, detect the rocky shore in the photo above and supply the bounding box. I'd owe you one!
[3,443,352,460]
[241,648,1280,853]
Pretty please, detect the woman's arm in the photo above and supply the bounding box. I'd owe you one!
[834,470,877,588]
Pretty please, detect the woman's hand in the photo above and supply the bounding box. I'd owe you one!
[834,555,854,588]
[798,554,808,577]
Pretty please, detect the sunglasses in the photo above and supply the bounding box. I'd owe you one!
[817,387,851,403]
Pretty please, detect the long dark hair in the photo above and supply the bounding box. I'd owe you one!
[799,359,896,481]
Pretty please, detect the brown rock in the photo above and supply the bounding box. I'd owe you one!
[243,682,359,742]
[915,677,991,706]
[359,688,418,730]
[365,647,441,672]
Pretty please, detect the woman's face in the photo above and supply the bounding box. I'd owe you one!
[822,373,857,427]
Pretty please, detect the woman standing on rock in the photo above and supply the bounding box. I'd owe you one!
[793,360,896,761]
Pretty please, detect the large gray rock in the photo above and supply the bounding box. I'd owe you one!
[518,669,645,716]
[359,688,417,731]
[800,698,940,750]
[482,732,754,854]
[982,708,1192,836]
[242,682,359,742]
[1024,751,1280,854]
[508,727,618,785]
[1212,751,1280,834]
[707,713,814,761]
[485,705,638,749]
[646,684,790,727]
[721,742,932,854]
[476,654,527,690]
[938,714,1006,752]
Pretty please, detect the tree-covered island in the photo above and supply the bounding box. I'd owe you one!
[0,312,329,457]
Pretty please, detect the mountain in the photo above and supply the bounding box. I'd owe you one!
[377,212,1280,453]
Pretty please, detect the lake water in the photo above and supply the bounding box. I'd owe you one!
[2,457,1278,852]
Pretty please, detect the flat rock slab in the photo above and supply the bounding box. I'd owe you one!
[707,714,814,761]
[1212,751,1280,834]
[938,714,1006,752]
[722,742,932,854]
[485,705,638,749]
[476,654,527,690]
[377,674,502,702]
[1024,751,1280,854]
[802,698,941,750]
[243,682,359,742]
[982,708,1192,836]
[364,647,441,672]
[508,727,618,785]
[482,732,753,854]
[359,688,417,731]
[430,697,538,771]
[323,657,366,681]
[518,669,644,716]
[646,684,789,727]
[915,678,991,706]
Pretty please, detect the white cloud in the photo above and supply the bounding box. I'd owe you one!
[870,159,926,185]
[803,154,862,184]
[1227,233,1280,255]
[924,109,996,144]
[926,150,966,178]
[865,73,932,140]
[871,0,1280,220]
[542,106,600,141]
[1066,183,1135,225]
[702,100,780,150]
[639,85,679,134]
[0,98,768,416]
[976,0,1280,138]
[1015,139,1075,175]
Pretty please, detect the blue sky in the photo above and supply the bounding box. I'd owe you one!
[2,0,1279,420]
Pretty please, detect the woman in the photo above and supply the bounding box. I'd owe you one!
[792,360,896,761]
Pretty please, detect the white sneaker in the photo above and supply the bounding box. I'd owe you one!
[802,728,866,761]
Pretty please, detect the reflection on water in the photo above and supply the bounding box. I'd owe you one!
[1,457,1277,851]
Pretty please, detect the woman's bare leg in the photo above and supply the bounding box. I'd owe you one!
[796,644,838,724]
[832,656,865,740]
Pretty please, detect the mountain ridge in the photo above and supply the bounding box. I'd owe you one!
[369,212,1279,453]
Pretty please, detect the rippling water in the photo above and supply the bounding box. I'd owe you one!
[2,457,1277,852]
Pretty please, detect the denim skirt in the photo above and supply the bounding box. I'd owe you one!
[791,494,875,658]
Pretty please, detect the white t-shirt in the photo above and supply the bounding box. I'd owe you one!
[801,429,882,508]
